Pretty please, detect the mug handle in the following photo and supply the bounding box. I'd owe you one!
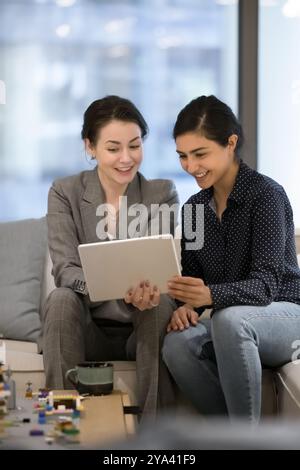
[65,368,78,387]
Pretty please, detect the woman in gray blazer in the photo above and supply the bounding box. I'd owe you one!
[42,95,179,421]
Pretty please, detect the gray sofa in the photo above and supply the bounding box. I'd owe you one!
[0,217,138,405]
[1,217,300,417]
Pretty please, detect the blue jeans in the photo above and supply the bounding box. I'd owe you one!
[162,302,300,423]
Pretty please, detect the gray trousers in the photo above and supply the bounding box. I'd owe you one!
[42,287,176,421]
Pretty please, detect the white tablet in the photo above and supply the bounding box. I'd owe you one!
[78,234,181,302]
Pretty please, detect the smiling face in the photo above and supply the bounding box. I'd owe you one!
[86,119,143,190]
[175,131,238,189]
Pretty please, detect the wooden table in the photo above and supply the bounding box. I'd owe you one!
[79,391,136,446]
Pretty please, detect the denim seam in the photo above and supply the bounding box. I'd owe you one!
[239,319,257,422]
[244,312,300,322]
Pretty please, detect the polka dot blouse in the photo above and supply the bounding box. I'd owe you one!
[181,161,300,314]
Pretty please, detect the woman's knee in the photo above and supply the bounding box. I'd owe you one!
[43,287,85,323]
[157,295,176,323]
[134,294,175,335]
[162,323,209,367]
[211,305,258,340]
[162,330,189,368]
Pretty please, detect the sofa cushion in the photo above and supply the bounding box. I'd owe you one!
[5,349,44,372]
[275,360,300,415]
[0,218,47,342]
[3,339,38,354]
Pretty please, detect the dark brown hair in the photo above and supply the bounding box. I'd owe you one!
[81,95,148,146]
[173,95,244,159]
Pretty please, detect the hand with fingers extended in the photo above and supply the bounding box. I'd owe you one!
[167,304,199,332]
[167,275,213,308]
[124,280,160,311]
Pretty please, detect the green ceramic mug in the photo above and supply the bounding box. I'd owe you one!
[65,361,113,395]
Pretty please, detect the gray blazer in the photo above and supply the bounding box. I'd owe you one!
[47,167,179,296]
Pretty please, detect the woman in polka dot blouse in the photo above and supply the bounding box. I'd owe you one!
[163,95,300,423]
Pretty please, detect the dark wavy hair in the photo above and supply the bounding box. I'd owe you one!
[173,95,244,159]
[81,95,148,146]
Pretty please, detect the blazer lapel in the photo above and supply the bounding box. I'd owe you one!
[80,167,106,243]
[80,169,145,242]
